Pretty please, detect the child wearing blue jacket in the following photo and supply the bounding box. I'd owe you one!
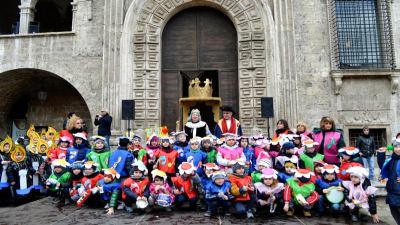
[204,172,233,217]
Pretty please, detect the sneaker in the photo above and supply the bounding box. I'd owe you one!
[303,210,311,217]
[204,211,211,217]
[165,207,172,212]
[117,202,125,210]
[104,203,110,209]
[270,204,277,213]
[126,206,133,213]
[247,210,254,219]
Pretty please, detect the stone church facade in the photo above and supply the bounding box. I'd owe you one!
[0,0,399,145]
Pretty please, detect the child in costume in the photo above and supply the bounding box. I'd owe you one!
[312,160,326,181]
[251,158,272,183]
[204,171,232,217]
[108,137,134,179]
[275,142,298,172]
[0,137,12,193]
[342,166,379,223]
[283,169,319,217]
[45,159,71,206]
[216,133,246,173]
[7,144,34,197]
[66,133,91,164]
[69,161,84,202]
[122,161,150,213]
[229,162,255,218]
[146,134,160,166]
[338,147,363,181]
[299,140,324,171]
[86,136,111,171]
[200,163,220,210]
[49,136,71,162]
[239,136,256,174]
[29,140,46,190]
[97,168,121,215]
[185,137,207,175]
[149,169,174,211]
[173,131,190,166]
[277,158,297,183]
[172,162,204,210]
[200,136,218,164]
[315,164,343,217]
[153,136,178,184]
[254,168,284,214]
[380,140,400,224]
[76,161,104,207]
[129,135,148,165]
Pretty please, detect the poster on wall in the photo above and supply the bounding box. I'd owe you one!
[12,119,27,141]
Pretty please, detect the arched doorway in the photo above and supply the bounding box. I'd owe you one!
[0,69,91,138]
[161,7,238,131]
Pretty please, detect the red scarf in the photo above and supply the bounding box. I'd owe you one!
[221,117,237,134]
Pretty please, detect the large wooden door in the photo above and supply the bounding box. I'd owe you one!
[161,7,238,130]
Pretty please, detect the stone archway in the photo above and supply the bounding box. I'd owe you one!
[0,68,92,137]
[120,0,277,135]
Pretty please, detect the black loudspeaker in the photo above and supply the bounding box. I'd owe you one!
[261,97,274,118]
[122,100,135,120]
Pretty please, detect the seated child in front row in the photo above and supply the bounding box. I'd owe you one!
[45,159,71,206]
[97,168,121,215]
[122,161,150,213]
[172,162,204,210]
[283,169,319,217]
[342,166,379,223]
[149,169,174,211]
[204,172,233,217]
[229,162,255,218]
[254,168,284,214]
[315,164,343,217]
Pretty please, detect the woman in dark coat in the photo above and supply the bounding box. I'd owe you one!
[184,109,210,141]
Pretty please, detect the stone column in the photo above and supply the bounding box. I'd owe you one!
[18,0,37,34]
[71,0,78,31]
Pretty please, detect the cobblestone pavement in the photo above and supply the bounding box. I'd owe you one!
[0,197,396,225]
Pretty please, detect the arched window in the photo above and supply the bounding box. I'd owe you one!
[33,0,73,33]
[0,0,20,34]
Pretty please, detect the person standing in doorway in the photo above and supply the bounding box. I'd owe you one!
[94,109,112,147]
[214,106,242,138]
[356,126,376,181]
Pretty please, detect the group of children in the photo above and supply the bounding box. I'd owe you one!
[1,125,398,223]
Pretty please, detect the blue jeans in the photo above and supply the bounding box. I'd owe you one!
[103,135,111,147]
[233,201,251,215]
[362,156,374,180]
[206,198,230,214]
[317,195,340,213]
[175,194,198,209]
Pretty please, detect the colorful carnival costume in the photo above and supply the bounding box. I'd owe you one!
[228,162,254,218]
[149,169,174,211]
[108,137,134,179]
[283,169,319,217]
[76,161,104,207]
[342,166,378,222]
[46,159,71,206]
[216,133,246,172]
[200,136,218,164]
[172,162,204,210]
[66,133,91,164]
[97,168,121,215]
[185,137,207,175]
[315,164,343,217]
[122,161,150,213]
[254,168,284,214]
[204,172,232,217]
[86,136,111,171]
[338,147,363,181]
[299,140,324,171]
[251,158,272,183]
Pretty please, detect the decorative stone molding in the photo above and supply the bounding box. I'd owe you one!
[331,70,400,95]
[119,0,276,133]
[18,0,38,34]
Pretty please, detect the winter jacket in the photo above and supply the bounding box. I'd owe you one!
[66,144,90,164]
[98,179,121,208]
[228,173,253,202]
[381,153,400,206]
[94,114,112,136]
[342,179,377,214]
[205,180,233,200]
[356,135,376,157]
[108,147,134,178]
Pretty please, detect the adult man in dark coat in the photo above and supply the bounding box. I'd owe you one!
[213,106,242,138]
[94,109,112,146]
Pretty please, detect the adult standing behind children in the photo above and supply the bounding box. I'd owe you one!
[313,116,345,165]
[356,126,376,181]
[94,109,112,147]
[214,106,242,138]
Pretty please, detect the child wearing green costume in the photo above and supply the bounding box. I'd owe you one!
[86,136,111,171]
